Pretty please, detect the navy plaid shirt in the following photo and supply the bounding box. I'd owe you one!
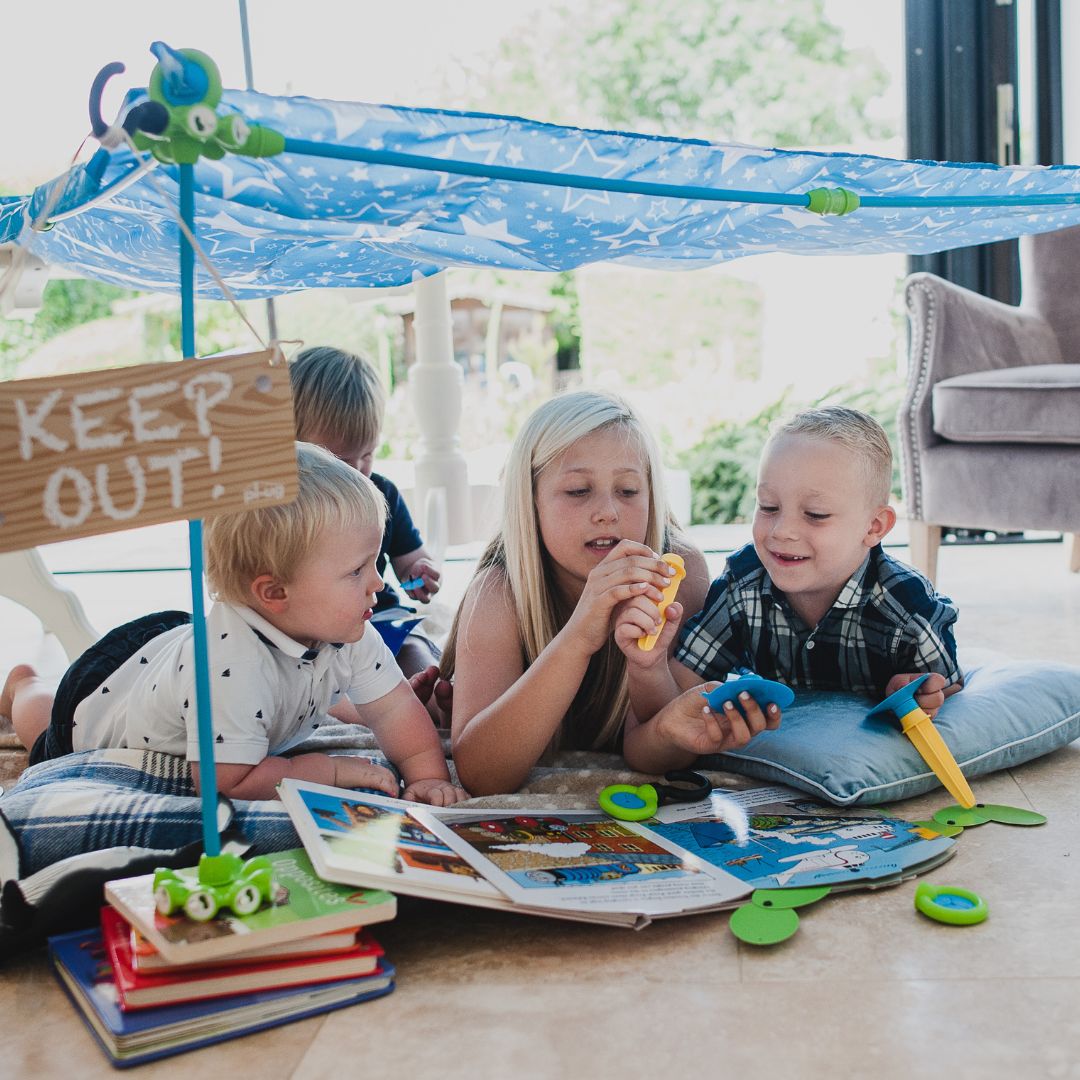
[675,543,961,695]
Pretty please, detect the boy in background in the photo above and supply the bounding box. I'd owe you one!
[615,406,962,765]
[2,443,466,804]
[289,346,450,720]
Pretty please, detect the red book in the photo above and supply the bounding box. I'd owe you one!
[101,907,384,1011]
[129,923,363,972]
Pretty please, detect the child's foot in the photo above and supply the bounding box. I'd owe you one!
[432,677,453,725]
[0,664,38,719]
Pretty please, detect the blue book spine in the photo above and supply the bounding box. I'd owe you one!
[48,926,394,1068]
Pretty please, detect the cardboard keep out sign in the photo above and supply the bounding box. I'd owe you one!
[0,349,297,553]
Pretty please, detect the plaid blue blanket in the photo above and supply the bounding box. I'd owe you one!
[0,725,403,956]
[1,749,299,876]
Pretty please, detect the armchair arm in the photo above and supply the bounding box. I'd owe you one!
[899,273,1062,521]
[905,272,1061,385]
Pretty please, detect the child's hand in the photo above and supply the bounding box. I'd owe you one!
[401,777,469,806]
[565,540,676,655]
[885,672,949,719]
[408,664,454,728]
[331,757,400,796]
[402,558,440,603]
[614,600,683,669]
[655,683,780,757]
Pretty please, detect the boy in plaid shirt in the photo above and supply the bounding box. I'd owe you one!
[613,407,961,769]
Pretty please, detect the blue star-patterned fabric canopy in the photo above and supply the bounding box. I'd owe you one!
[5,89,1080,299]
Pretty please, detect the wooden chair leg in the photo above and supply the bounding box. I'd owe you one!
[907,521,942,585]
[0,549,99,661]
[1068,533,1080,574]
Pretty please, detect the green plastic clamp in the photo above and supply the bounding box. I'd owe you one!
[805,187,861,216]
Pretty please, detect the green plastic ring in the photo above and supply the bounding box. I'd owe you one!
[914,882,988,926]
[599,783,659,821]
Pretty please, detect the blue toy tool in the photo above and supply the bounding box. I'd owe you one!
[866,674,976,809]
[399,576,426,591]
[702,668,795,714]
[371,615,424,656]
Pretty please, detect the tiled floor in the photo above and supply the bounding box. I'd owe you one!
[1,534,1078,1078]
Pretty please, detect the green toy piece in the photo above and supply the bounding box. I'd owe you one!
[729,887,831,945]
[914,882,988,926]
[598,784,659,821]
[912,819,964,838]
[806,186,861,216]
[131,41,284,165]
[153,852,275,922]
[598,770,711,822]
[976,803,1048,826]
[932,804,991,828]
[751,886,831,910]
[730,903,801,945]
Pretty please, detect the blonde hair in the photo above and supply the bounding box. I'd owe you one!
[205,442,387,604]
[770,406,893,506]
[442,390,682,751]
[289,346,387,451]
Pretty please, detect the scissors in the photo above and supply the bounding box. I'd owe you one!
[599,769,712,822]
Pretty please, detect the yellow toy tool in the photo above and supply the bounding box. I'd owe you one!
[867,674,975,808]
[637,553,686,651]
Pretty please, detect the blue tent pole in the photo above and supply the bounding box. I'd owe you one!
[281,137,810,207]
[178,162,221,858]
[280,137,1080,211]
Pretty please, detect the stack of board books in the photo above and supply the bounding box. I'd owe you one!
[48,848,397,1067]
[277,779,958,929]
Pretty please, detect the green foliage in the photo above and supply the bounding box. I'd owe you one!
[0,279,134,378]
[549,271,581,370]
[682,371,905,524]
[453,0,892,148]
[146,301,265,360]
[578,266,763,392]
[682,392,791,525]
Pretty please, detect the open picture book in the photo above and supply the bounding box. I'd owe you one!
[278,779,956,930]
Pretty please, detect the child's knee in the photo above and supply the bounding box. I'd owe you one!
[396,636,441,678]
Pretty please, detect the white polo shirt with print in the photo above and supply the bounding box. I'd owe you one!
[71,603,404,764]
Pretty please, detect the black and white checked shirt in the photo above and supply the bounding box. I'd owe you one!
[675,543,961,695]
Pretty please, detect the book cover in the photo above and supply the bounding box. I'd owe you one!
[101,907,383,1009]
[280,779,752,928]
[278,779,508,906]
[48,926,394,1068]
[648,785,956,890]
[105,848,396,966]
[130,924,362,972]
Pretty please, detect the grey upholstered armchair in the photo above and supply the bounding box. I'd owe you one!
[900,224,1080,584]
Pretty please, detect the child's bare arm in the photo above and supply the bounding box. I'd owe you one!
[623,682,779,774]
[616,606,709,723]
[357,679,468,804]
[191,754,399,802]
[616,543,712,729]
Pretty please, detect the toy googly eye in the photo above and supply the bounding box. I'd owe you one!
[219,115,250,146]
[185,105,218,139]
